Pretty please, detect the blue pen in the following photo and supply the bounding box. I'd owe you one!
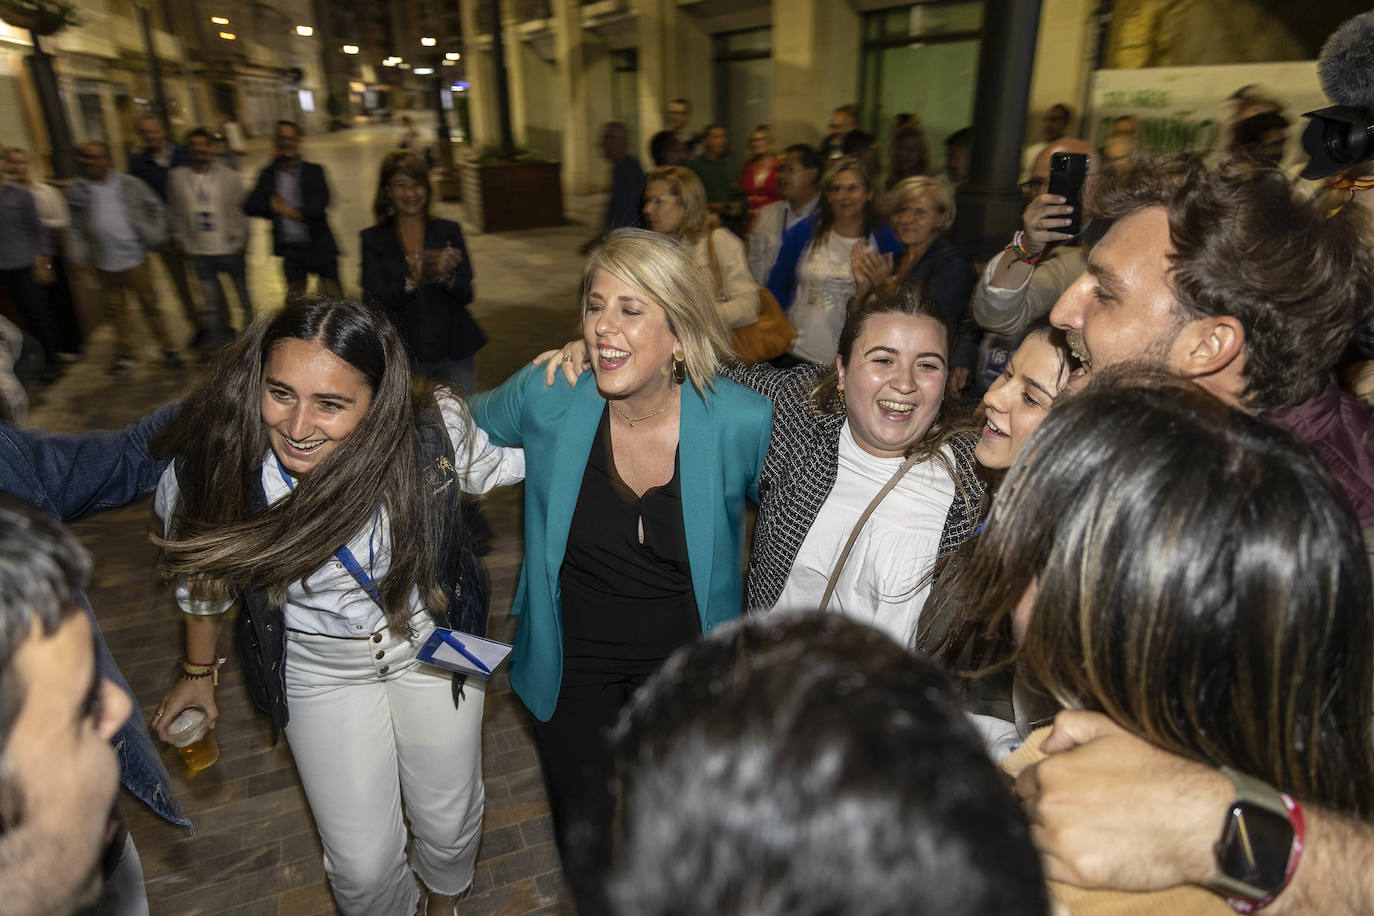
[439,630,491,675]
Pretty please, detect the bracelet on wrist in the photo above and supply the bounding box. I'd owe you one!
[1007,230,1046,264]
[179,657,226,686]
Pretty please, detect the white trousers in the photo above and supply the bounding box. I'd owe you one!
[283,613,485,915]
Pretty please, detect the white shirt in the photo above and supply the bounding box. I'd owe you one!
[168,163,247,256]
[88,173,145,271]
[788,231,876,364]
[772,421,957,645]
[155,393,526,637]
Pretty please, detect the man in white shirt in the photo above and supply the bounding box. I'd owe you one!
[66,141,182,374]
[169,128,251,351]
[747,143,821,285]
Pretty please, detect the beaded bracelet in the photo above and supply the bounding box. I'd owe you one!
[179,657,225,686]
[1006,230,1046,265]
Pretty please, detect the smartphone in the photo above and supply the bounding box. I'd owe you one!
[1047,152,1089,237]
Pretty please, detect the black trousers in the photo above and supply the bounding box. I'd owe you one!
[0,266,59,365]
[531,632,695,914]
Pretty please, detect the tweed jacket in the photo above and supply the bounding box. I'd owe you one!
[721,361,987,613]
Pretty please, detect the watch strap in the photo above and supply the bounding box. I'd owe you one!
[1210,767,1305,913]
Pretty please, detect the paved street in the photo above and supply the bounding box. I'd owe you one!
[30,118,608,915]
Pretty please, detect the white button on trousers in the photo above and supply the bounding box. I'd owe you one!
[283,613,485,915]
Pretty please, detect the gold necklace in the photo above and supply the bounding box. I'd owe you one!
[611,394,675,428]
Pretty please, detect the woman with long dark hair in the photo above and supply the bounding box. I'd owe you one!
[921,375,1374,913]
[149,298,523,915]
[361,150,484,392]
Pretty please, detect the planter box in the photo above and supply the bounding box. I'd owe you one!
[459,159,564,232]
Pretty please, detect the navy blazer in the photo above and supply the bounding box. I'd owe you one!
[244,158,340,259]
[129,144,193,201]
[765,214,901,311]
[360,218,486,363]
[471,364,772,721]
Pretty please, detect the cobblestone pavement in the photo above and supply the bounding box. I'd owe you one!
[29,118,605,915]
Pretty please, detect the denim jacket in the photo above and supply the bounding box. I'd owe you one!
[0,405,188,829]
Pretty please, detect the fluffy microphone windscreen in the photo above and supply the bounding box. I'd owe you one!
[1318,11,1374,110]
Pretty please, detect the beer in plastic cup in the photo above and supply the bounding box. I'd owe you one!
[167,707,219,773]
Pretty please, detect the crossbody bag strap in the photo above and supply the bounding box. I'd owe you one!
[818,451,922,613]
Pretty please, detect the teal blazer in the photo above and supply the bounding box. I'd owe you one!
[471,364,773,721]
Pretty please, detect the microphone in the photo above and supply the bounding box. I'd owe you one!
[1301,11,1374,179]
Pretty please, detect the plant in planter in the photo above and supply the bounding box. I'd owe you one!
[0,0,78,35]
[460,145,564,232]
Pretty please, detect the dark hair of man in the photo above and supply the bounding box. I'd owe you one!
[372,150,433,223]
[0,496,90,764]
[184,127,213,145]
[945,127,972,149]
[834,103,859,121]
[152,297,447,629]
[840,129,875,156]
[602,613,1049,916]
[275,120,300,138]
[1086,152,1374,408]
[782,142,820,173]
[923,370,1374,816]
[670,97,691,112]
[812,155,879,248]
[703,122,726,136]
[648,130,680,167]
[1048,103,1072,121]
[1235,110,1290,147]
[887,122,928,182]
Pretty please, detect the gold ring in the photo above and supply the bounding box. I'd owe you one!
[152,711,163,719]
[563,354,573,361]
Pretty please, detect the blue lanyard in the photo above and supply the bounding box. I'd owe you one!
[275,457,383,607]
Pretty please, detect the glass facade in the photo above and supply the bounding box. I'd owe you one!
[860,1,983,177]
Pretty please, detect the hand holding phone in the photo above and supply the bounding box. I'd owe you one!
[1047,152,1090,237]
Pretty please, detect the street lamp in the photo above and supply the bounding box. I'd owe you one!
[342,44,359,54]
[210,16,228,24]
[219,31,236,40]
[295,25,313,36]
[420,36,436,46]
[445,51,459,60]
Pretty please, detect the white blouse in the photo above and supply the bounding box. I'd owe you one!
[788,231,878,364]
[772,420,957,646]
[155,392,526,637]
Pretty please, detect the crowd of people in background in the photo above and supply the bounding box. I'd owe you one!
[3,10,1374,914]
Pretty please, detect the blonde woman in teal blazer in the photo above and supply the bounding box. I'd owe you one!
[470,230,770,905]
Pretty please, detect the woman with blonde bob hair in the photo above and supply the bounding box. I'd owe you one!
[854,173,976,390]
[920,373,1374,913]
[642,165,760,329]
[472,228,772,908]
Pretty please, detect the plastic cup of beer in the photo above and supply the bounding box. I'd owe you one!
[167,707,219,773]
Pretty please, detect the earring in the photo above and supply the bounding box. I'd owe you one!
[673,353,687,384]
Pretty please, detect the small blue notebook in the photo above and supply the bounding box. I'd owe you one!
[415,628,512,679]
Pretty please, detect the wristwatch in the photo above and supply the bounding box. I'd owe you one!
[1206,767,1297,908]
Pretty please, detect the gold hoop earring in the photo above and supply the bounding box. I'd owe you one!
[673,354,687,384]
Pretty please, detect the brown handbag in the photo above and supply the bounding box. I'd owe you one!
[707,231,796,364]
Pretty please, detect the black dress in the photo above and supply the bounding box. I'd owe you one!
[531,407,699,909]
